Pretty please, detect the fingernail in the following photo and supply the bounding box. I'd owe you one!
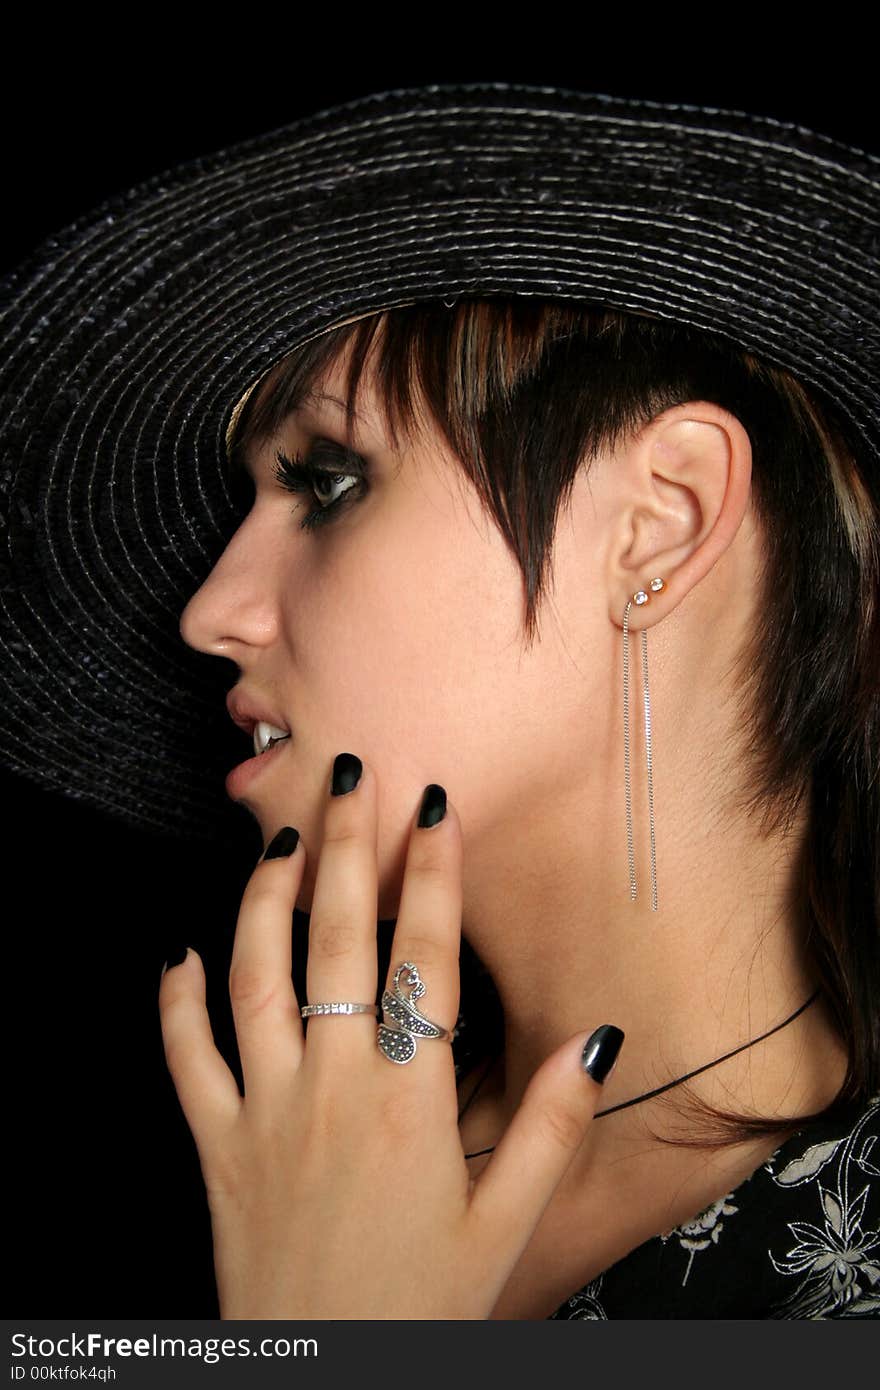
[162,945,189,976]
[418,784,447,828]
[332,752,362,796]
[582,1025,625,1083]
[263,826,300,860]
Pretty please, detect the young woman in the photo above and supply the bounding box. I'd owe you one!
[2,84,878,1319]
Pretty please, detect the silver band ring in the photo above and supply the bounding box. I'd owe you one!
[301,1002,380,1017]
[377,961,454,1065]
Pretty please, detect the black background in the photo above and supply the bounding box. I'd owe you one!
[5,26,877,1316]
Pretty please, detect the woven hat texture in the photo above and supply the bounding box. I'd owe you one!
[1,82,878,842]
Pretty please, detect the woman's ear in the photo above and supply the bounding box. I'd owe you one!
[606,401,754,630]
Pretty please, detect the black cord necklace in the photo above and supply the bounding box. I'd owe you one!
[458,988,821,1160]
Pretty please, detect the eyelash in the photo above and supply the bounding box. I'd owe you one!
[270,446,367,531]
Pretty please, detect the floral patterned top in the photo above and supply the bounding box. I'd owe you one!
[548,1091,880,1319]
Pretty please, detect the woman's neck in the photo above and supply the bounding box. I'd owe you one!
[458,772,846,1172]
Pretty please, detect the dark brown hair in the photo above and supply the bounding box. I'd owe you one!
[227,298,880,1150]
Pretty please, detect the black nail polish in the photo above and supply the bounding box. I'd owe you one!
[332,752,362,795]
[264,826,300,860]
[418,784,447,828]
[164,944,188,971]
[582,1025,625,1083]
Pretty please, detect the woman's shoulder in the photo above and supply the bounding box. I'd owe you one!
[550,1091,880,1320]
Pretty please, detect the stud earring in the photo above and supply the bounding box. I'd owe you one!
[623,577,665,912]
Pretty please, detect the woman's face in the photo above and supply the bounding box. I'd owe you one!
[179,338,611,919]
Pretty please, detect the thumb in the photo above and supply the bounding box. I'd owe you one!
[469,1025,625,1261]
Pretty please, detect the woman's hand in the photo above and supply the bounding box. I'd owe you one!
[158,755,622,1319]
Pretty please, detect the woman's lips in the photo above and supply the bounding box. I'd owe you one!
[225,735,291,800]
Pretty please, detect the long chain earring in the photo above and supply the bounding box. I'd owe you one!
[623,577,665,912]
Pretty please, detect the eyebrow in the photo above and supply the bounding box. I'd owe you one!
[305,390,371,425]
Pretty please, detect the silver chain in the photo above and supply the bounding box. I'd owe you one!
[624,589,659,912]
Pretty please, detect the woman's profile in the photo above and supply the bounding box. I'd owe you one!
[1,82,877,1321]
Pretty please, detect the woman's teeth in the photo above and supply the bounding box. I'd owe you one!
[253,720,292,756]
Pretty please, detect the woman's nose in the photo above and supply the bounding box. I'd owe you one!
[179,510,281,658]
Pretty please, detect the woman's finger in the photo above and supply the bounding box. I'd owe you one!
[468,1026,625,1267]
[304,754,380,1066]
[380,784,463,1084]
[159,947,243,1153]
[229,828,307,1109]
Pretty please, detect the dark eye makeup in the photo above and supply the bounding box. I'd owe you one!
[270,439,369,531]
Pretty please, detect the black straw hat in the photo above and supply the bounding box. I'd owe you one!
[1,82,878,843]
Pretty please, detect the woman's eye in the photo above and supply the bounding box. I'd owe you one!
[271,442,368,531]
[309,471,359,508]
